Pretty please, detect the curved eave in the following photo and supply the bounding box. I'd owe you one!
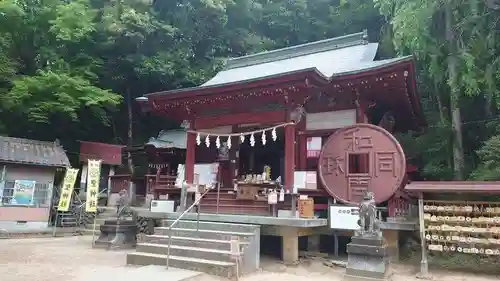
[326,56,426,130]
[145,68,328,101]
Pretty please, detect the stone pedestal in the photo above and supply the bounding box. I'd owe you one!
[94,219,137,250]
[344,236,390,281]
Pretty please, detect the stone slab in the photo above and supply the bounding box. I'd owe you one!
[345,253,389,279]
[344,274,388,281]
[94,220,137,249]
[136,210,327,228]
[347,244,388,256]
[350,237,385,246]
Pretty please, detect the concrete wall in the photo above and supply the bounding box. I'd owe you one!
[0,164,56,231]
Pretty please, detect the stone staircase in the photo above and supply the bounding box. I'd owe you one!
[127,220,261,278]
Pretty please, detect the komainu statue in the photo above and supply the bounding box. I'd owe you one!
[356,192,381,237]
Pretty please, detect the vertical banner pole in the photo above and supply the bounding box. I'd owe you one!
[54,167,80,237]
[52,212,59,237]
[86,159,102,246]
[91,213,98,245]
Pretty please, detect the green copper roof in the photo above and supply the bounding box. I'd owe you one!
[202,30,383,87]
[142,30,415,99]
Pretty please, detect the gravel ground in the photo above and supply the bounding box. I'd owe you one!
[1,236,499,281]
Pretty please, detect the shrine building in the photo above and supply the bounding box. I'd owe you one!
[136,30,424,215]
[129,30,426,267]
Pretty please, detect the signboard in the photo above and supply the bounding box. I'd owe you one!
[306,137,322,158]
[57,168,79,212]
[85,159,102,212]
[175,163,219,189]
[12,180,36,205]
[294,171,317,190]
[318,124,406,205]
[329,205,360,230]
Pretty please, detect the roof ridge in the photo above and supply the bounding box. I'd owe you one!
[225,30,368,70]
[0,136,61,147]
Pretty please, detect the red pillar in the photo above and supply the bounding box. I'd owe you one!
[296,121,307,170]
[284,124,296,192]
[356,99,368,172]
[185,132,196,184]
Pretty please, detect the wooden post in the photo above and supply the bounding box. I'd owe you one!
[418,193,429,278]
[185,132,196,184]
[297,120,307,170]
[107,166,115,206]
[181,131,196,212]
[284,123,296,217]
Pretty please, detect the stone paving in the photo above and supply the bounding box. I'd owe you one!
[1,236,499,281]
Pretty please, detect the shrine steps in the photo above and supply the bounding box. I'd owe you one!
[141,235,249,250]
[126,253,236,277]
[126,220,260,278]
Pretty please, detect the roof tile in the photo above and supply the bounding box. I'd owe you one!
[0,136,70,167]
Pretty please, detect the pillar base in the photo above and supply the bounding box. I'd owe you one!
[282,229,299,265]
[382,229,400,262]
[307,235,321,252]
[416,260,430,279]
[94,219,137,250]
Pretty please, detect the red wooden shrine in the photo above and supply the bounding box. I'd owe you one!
[136,30,425,216]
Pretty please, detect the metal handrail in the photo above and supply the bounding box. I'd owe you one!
[166,186,212,269]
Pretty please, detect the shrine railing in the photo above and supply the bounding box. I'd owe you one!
[166,187,211,269]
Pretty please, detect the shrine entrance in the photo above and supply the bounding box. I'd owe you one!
[238,127,285,181]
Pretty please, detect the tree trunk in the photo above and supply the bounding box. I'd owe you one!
[434,81,446,124]
[126,87,134,175]
[434,80,453,171]
[445,1,465,180]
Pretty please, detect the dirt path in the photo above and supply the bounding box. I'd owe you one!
[0,236,499,281]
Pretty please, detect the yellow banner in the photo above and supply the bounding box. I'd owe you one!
[85,159,102,213]
[57,168,79,212]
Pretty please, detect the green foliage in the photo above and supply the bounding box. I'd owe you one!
[3,70,121,123]
[0,0,497,178]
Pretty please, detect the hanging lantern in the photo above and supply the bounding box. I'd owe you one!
[227,136,232,149]
[240,133,245,143]
[261,130,266,145]
[196,133,201,146]
[216,136,221,149]
[205,135,210,147]
[272,128,277,141]
[250,133,255,147]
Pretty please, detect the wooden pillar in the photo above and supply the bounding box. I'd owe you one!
[229,125,240,190]
[284,124,296,193]
[185,132,196,184]
[297,120,307,170]
[356,98,368,172]
[180,129,196,212]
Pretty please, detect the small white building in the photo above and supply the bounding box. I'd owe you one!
[0,137,70,232]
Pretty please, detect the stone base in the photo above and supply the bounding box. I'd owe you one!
[343,273,389,281]
[345,235,390,281]
[94,219,137,250]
